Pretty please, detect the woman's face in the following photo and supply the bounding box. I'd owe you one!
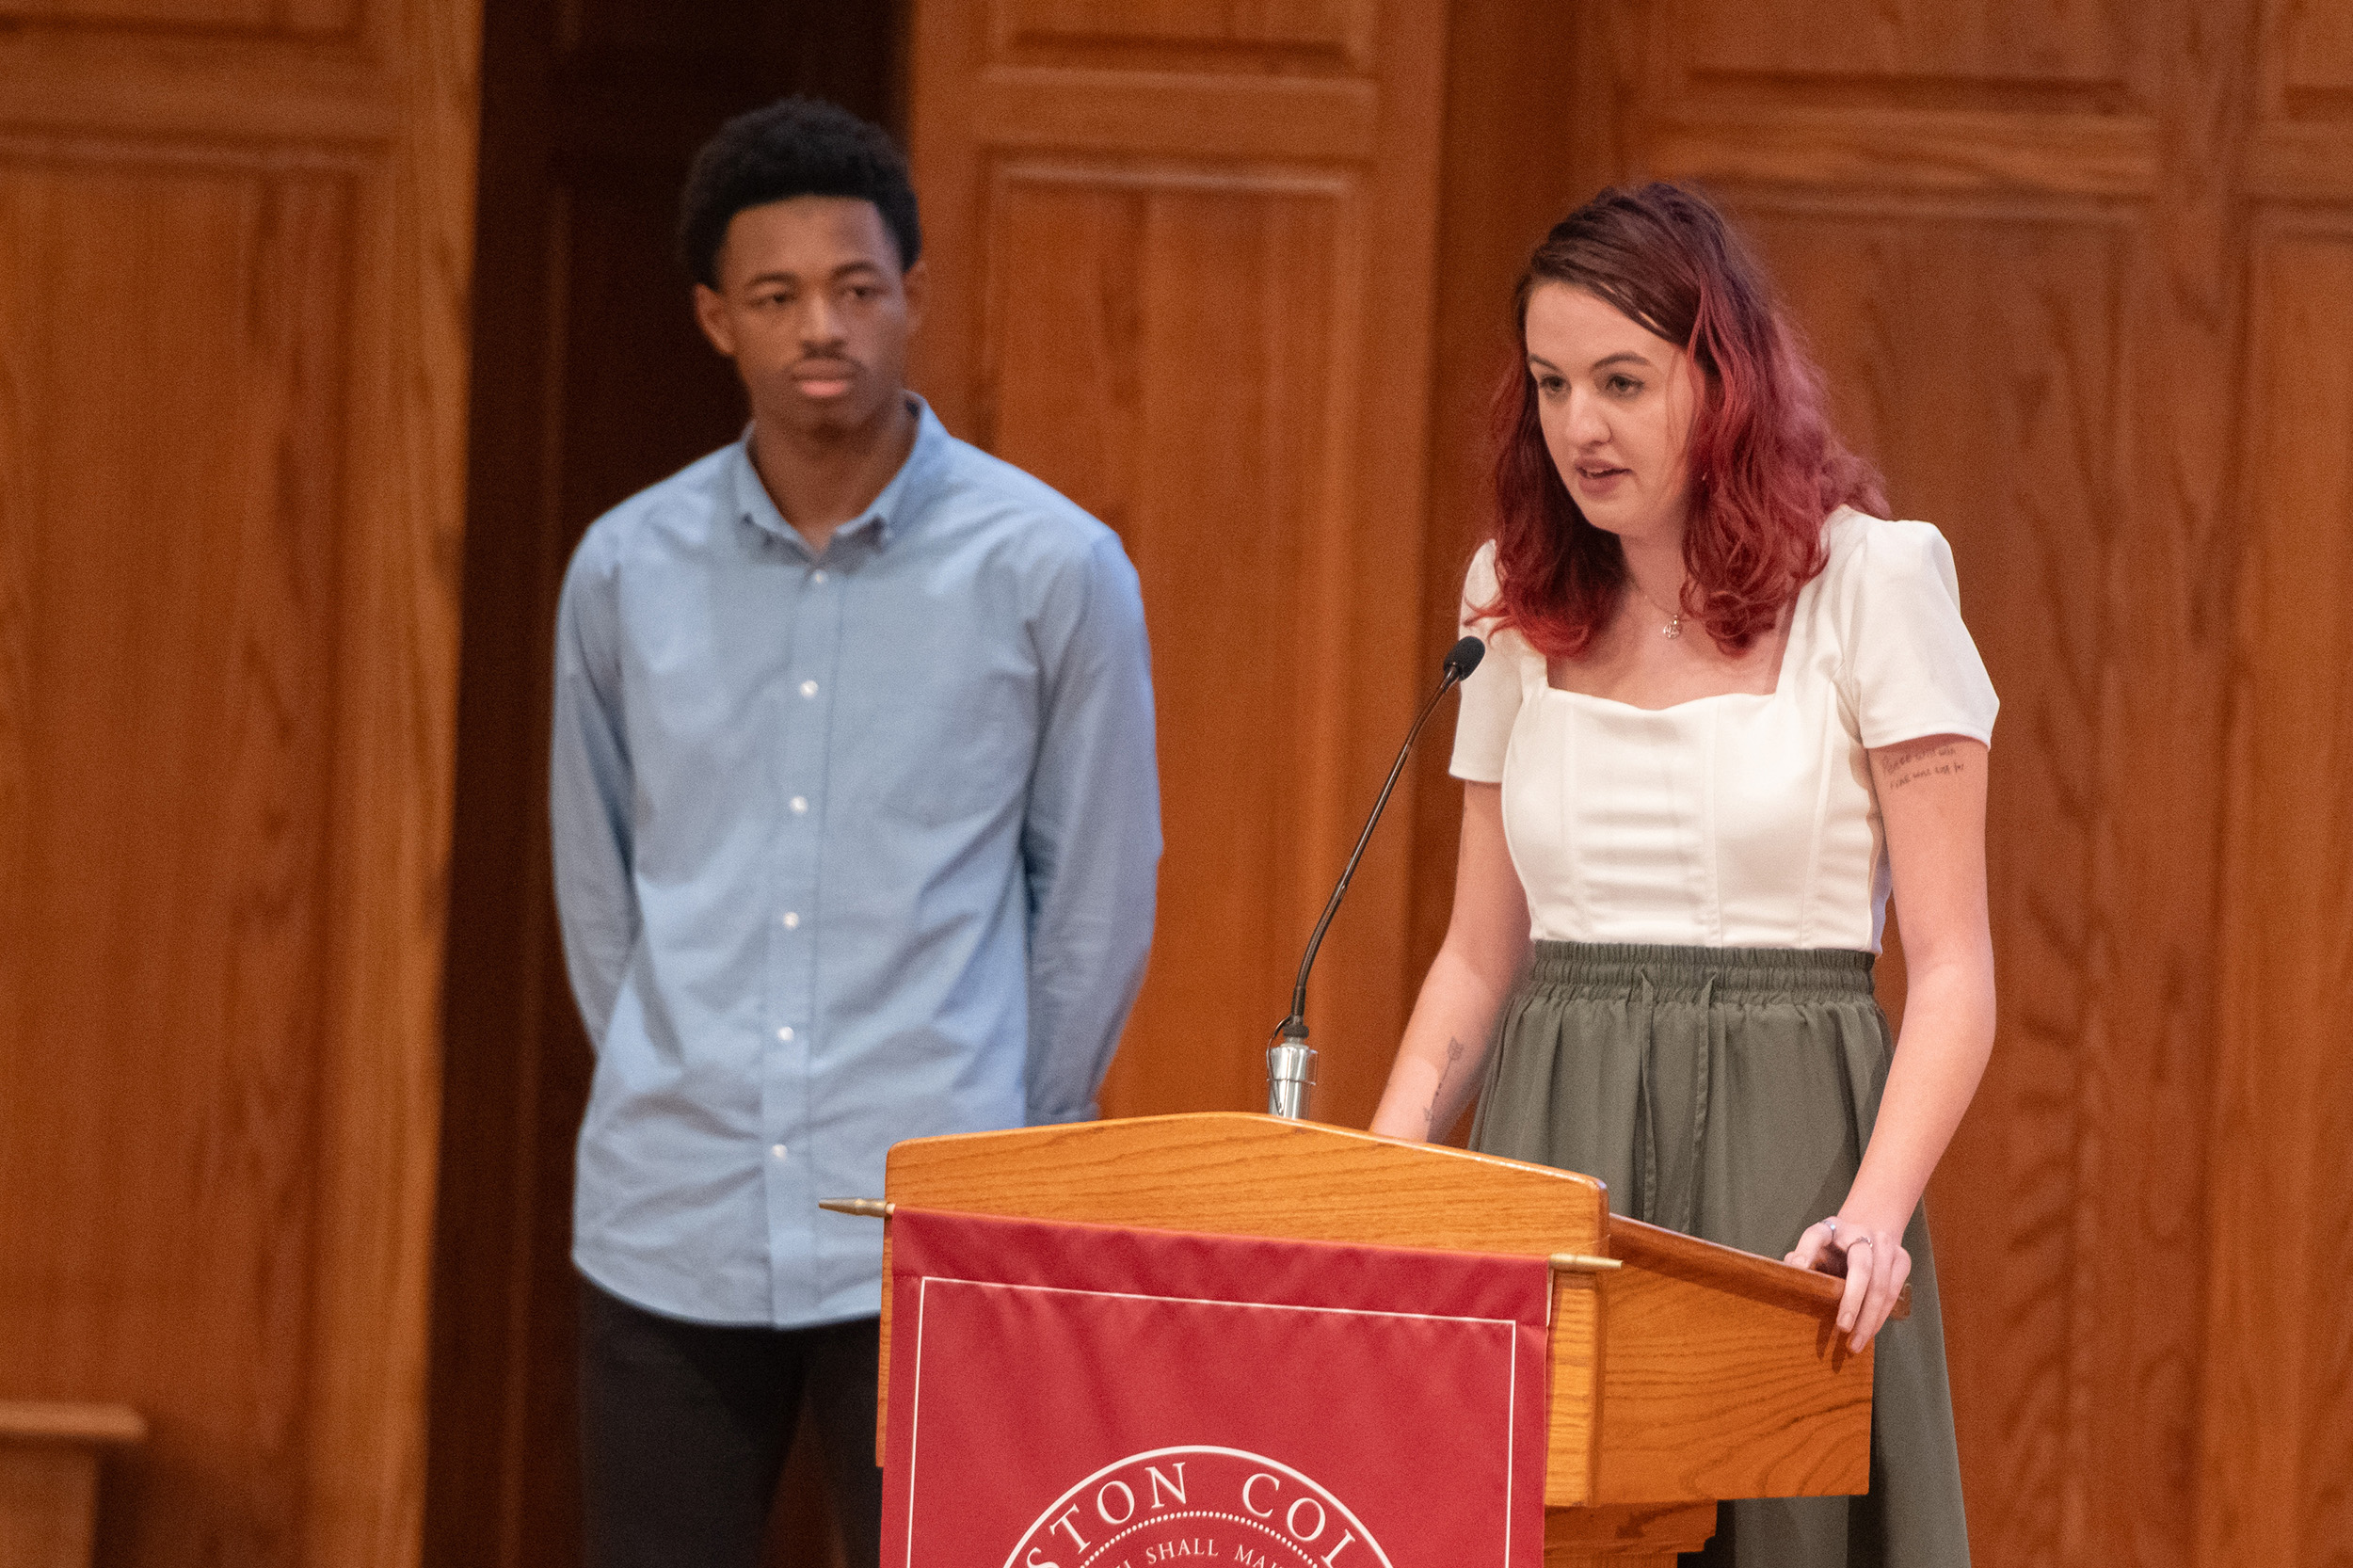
[1523,282,1702,549]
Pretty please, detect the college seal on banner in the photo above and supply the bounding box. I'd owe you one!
[1005,1448,1393,1568]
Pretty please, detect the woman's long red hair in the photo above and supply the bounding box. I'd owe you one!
[1484,184,1882,657]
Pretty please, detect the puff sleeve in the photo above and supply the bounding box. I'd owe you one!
[1835,517,1999,749]
[1449,542,1526,782]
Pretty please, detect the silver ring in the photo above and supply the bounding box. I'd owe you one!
[1846,1237,1873,1250]
[1823,1218,1839,1236]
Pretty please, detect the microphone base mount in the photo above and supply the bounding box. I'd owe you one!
[1266,1028,1317,1120]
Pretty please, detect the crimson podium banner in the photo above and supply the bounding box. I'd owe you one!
[881,1208,1552,1568]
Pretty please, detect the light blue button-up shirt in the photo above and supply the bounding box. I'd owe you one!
[551,397,1160,1328]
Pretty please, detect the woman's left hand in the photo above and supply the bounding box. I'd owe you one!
[1785,1216,1913,1352]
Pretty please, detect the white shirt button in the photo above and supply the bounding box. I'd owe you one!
[776,1027,792,1042]
[799,680,818,698]
[811,569,827,584]
[790,796,808,814]
[771,1144,789,1160]
[781,911,800,930]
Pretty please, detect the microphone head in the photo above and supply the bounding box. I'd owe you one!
[1443,635,1485,681]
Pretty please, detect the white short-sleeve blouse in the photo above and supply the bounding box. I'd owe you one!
[1449,508,1998,952]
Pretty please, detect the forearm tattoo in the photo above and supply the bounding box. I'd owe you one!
[1423,1035,1467,1133]
[1880,737,1969,792]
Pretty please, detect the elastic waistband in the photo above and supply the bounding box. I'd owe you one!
[1524,940,1876,1001]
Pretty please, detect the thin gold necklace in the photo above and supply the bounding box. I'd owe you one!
[1630,577,1687,640]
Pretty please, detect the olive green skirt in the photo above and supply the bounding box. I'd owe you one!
[1470,942,1969,1568]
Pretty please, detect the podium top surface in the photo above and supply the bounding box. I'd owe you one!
[884,1112,1611,1258]
[881,1112,1895,1324]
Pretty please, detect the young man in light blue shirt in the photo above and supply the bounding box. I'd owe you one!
[550,97,1160,1568]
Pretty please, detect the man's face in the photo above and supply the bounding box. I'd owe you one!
[693,196,924,439]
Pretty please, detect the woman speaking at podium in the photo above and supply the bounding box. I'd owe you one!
[1370,184,1993,1567]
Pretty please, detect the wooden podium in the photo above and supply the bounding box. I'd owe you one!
[873,1112,1893,1567]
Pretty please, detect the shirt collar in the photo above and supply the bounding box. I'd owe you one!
[730,393,950,557]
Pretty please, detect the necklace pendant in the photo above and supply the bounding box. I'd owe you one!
[1660,617,1682,640]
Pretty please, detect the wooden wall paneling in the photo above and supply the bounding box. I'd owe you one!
[0,153,349,1564]
[424,3,899,1564]
[2090,5,2260,1567]
[1402,1,1587,1077]
[1731,197,2134,1568]
[1637,0,2148,199]
[995,0,1375,67]
[1753,75,2058,1568]
[2199,222,2353,1568]
[2250,2,2353,202]
[908,0,1451,1127]
[2277,0,2353,104]
[979,160,1355,1123]
[4,0,357,32]
[1682,0,2125,95]
[0,31,399,148]
[0,170,24,1254]
[0,0,483,1562]
[302,3,484,1560]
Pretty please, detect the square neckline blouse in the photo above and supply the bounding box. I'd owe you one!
[1540,607,1796,711]
[1449,508,1998,952]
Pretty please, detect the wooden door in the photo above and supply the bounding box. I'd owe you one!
[0,2,480,1564]
[905,0,1453,1127]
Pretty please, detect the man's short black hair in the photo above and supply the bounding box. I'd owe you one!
[678,97,922,287]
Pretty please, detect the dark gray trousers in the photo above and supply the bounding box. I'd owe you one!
[579,1278,884,1568]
